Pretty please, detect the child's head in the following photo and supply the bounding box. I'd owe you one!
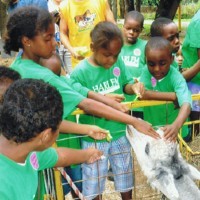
[0,66,21,103]
[145,37,173,80]
[0,79,63,149]
[4,6,56,59]
[40,53,62,76]
[90,21,123,69]
[123,11,144,44]
[150,17,180,53]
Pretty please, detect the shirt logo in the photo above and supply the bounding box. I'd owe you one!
[113,67,120,77]
[30,152,39,170]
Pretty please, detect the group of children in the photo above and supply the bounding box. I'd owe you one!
[0,4,199,200]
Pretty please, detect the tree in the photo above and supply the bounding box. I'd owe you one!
[125,0,135,12]
[0,1,7,37]
[135,0,141,12]
[108,0,118,20]
[155,0,181,19]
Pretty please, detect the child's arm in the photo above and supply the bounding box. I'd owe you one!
[78,98,160,139]
[59,12,83,60]
[59,120,107,140]
[181,59,200,81]
[141,90,177,101]
[123,82,145,97]
[54,147,103,167]
[162,103,191,141]
[88,91,128,112]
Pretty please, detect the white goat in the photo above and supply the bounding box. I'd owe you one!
[126,125,200,200]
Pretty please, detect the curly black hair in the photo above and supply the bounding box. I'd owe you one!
[0,66,21,103]
[3,6,53,54]
[0,65,21,81]
[0,79,63,143]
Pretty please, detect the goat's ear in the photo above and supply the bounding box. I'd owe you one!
[188,164,200,180]
[145,142,150,155]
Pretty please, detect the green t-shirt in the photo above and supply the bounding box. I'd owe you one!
[182,10,200,85]
[11,58,89,150]
[118,38,147,80]
[10,57,86,119]
[70,59,133,142]
[172,58,179,71]
[117,38,147,110]
[0,148,58,200]
[140,66,192,127]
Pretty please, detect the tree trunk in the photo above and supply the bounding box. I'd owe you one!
[155,0,181,20]
[125,0,135,12]
[119,0,125,18]
[135,0,141,12]
[108,0,118,20]
[0,1,7,37]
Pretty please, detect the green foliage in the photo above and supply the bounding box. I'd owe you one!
[140,24,151,40]
[175,2,200,19]
[141,0,159,6]
[141,2,200,20]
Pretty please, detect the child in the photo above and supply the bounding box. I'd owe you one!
[181,10,200,136]
[0,65,21,103]
[0,78,103,200]
[70,21,148,200]
[118,10,147,119]
[151,17,200,139]
[150,17,180,70]
[4,6,158,141]
[40,53,120,198]
[119,10,146,81]
[140,37,192,141]
[40,52,140,197]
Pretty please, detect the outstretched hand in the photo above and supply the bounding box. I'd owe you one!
[131,82,145,98]
[104,93,125,103]
[162,124,179,142]
[133,118,160,139]
[87,125,107,140]
[85,147,103,164]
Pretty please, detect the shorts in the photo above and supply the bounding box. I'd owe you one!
[187,82,200,111]
[81,136,133,199]
[61,165,82,195]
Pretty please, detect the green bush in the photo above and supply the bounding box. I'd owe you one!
[175,2,200,19]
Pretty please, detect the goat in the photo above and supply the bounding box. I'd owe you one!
[126,125,200,200]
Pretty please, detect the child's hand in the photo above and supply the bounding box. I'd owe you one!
[162,124,179,142]
[131,82,145,98]
[104,93,125,103]
[85,147,103,164]
[87,125,107,140]
[133,118,160,139]
[71,48,85,60]
[111,102,129,113]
